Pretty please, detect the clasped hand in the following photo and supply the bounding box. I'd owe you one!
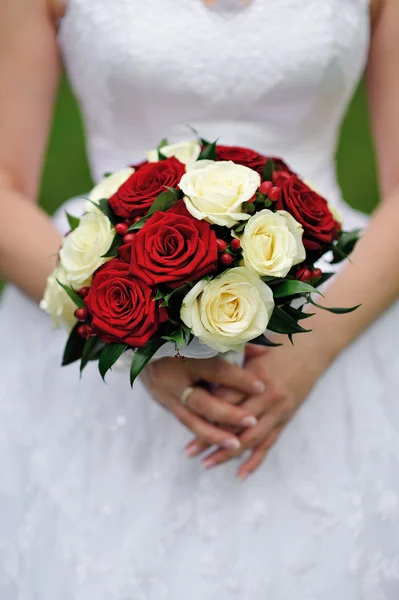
[142,340,319,480]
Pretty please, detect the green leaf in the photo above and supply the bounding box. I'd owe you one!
[97,198,119,225]
[268,306,312,335]
[80,336,99,374]
[162,324,192,348]
[185,124,210,146]
[312,272,335,287]
[103,172,113,178]
[308,298,361,315]
[250,334,283,348]
[56,280,86,308]
[331,229,362,264]
[234,222,247,234]
[159,282,194,308]
[98,343,128,381]
[128,216,147,232]
[271,279,323,299]
[130,338,167,387]
[147,188,180,217]
[66,212,80,231]
[101,233,123,258]
[262,158,275,182]
[62,322,85,366]
[198,139,217,161]
[284,305,315,321]
[158,138,168,150]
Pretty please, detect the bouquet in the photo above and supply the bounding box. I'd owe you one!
[41,136,360,385]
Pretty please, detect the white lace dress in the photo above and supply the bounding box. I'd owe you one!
[2,1,399,598]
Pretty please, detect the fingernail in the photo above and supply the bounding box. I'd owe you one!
[238,471,249,482]
[240,415,258,428]
[186,443,202,457]
[202,457,216,469]
[222,438,241,450]
[252,381,266,394]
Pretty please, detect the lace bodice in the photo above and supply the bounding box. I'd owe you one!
[59,0,370,227]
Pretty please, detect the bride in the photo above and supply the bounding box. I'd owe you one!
[1,0,399,597]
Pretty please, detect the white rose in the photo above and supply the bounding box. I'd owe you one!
[181,267,274,353]
[59,211,114,286]
[179,160,260,227]
[147,140,201,166]
[85,168,134,211]
[40,264,78,331]
[241,209,306,278]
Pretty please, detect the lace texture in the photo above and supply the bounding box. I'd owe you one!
[3,1,399,599]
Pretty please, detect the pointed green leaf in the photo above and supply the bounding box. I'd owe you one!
[62,322,85,366]
[309,298,361,314]
[130,338,167,387]
[101,233,123,258]
[271,279,323,299]
[198,139,217,161]
[284,305,315,321]
[56,280,86,308]
[162,324,192,348]
[80,336,99,374]
[234,222,247,234]
[66,212,80,231]
[268,306,312,335]
[97,198,118,225]
[250,335,283,348]
[262,158,275,182]
[128,216,147,231]
[147,188,180,217]
[98,343,128,381]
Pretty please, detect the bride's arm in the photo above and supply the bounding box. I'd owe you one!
[186,0,399,475]
[0,0,62,301]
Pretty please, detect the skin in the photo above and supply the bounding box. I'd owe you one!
[0,0,394,477]
[185,0,399,479]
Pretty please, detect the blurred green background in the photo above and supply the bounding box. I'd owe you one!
[1,74,379,292]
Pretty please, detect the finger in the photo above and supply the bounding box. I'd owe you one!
[172,401,243,451]
[238,425,284,481]
[245,344,269,361]
[183,386,258,429]
[187,358,266,396]
[239,405,291,449]
[201,444,243,470]
[213,385,246,404]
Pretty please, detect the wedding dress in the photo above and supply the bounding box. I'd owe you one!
[1,1,399,598]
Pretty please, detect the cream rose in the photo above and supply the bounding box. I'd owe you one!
[179,160,260,227]
[241,209,306,278]
[40,264,78,331]
[85,168,134,211]
[147,140,201,166]
[59,211,114,286]
[181,267,275,353]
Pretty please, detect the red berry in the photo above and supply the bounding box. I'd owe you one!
[259,181,273,196]
[231,238,241,251]
[78,286,90,299]
[123,233,135,244]
[312,268,322,279]
[220,253,233,267]
[216,238,227,253]
[77,324,87,337]
[115,222,129,236]
[133,216,143,223]
[268,186,281,202]
[75,307,88,322]
[296,267,313,282]
[123,218,133,226]
[247,193,257,203]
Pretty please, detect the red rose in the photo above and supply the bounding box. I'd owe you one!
[85,259,168,347]
[118,200,218,288]
[109,157,185,219]
[275,175,339,251]
[216,145,267,174]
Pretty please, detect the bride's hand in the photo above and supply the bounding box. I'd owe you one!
[185,340,325,479]
[140,356,266,450]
